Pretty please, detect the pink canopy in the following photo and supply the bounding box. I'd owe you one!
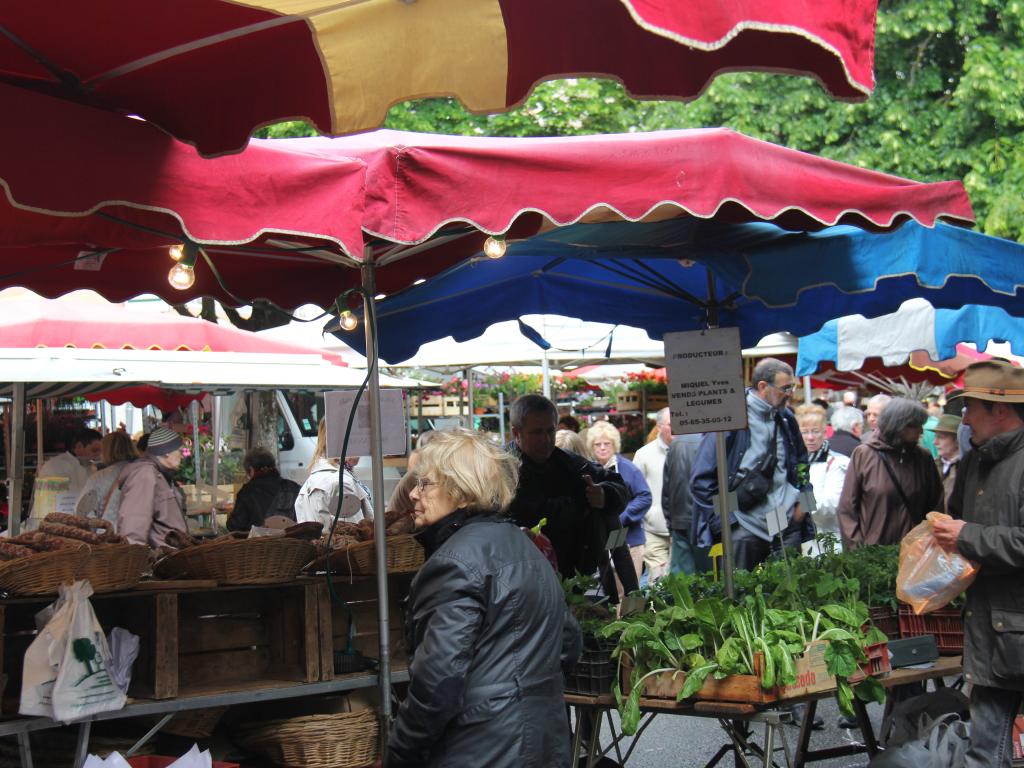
[0,294,348,367]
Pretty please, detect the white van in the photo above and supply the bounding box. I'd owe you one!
[227,390,401,500]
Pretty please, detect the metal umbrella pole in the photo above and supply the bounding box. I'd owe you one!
[8,383,25,536]
[705,271,735,598]
[360,258,394,737]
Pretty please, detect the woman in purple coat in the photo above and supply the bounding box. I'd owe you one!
[586,420,652,591]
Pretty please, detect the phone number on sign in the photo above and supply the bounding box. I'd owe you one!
[680,416,733,426]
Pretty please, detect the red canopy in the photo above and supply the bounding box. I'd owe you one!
[312,129,973,244]
[0,294,348,367]
[0,84,366,257]
[84,386,202,412]
[0,0,878,157]
[0,125,973,311]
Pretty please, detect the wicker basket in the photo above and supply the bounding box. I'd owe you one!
[237,710,379,768]
[152,534,243,580]
[162,706,229,738]
[309,534,424,576]
[77,544,151,593]
[0,545,89,596]
[199,536,315,585]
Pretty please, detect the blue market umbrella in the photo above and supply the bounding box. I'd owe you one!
[339,219,1024,364]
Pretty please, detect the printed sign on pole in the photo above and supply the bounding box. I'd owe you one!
[325,389,408,457]
[665,328,747,435]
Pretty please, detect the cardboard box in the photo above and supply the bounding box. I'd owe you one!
[775,640,837,700]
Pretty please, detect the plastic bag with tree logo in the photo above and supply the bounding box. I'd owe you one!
[20,580,125,721]
[897,512,979,615]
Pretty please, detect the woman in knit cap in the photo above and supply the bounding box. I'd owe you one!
[116,425,189,547]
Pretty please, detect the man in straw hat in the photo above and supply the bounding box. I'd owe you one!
[933,360,1024,767]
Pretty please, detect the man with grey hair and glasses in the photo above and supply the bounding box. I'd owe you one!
[690,358,814,571]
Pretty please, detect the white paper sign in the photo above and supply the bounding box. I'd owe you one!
[664,328,747,435]
[766,506,788,538]
[55,492,77,515]
[325,390,407,457]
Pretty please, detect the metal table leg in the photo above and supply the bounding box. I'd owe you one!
[16,732,33,768]
[73,721,91,768]
[127,713,175,756]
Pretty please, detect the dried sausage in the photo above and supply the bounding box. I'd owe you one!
[39,521,105,544]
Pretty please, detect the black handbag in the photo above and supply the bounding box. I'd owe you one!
[731,420,779,512]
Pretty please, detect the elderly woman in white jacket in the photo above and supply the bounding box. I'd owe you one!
[294,419,373,528]
[795,404,849,554]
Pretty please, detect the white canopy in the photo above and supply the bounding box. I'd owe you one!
[0,347,421,399]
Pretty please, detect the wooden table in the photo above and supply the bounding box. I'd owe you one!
[565,692,793,768]
[565,656,963,768]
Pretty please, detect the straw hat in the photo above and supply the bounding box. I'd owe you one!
[947,360,1024,404]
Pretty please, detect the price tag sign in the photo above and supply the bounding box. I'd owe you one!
[605,528,627,551]
[800,489,818,514]
[712,491,738,517]
[766,506,788,538]
[619,595,646,617]
[665,328,747,435]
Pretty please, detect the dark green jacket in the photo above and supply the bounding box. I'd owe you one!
[949,428,1024,689]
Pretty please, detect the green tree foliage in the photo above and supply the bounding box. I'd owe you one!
[255,0,1023,241]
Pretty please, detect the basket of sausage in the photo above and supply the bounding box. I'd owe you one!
[0,519,97,596]
[152,531,241,580]
[307,511,422,577]
[199,536,316,585]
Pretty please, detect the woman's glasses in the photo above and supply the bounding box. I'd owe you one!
[414,477,437,491]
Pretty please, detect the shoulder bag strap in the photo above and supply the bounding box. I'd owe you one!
[872,447,916,516]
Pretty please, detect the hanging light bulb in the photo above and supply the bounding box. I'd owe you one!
[168,243,185,261]
[339,310,359,332]
[167,242,198,290]
[483,235,506,259]
[167,262,196,290]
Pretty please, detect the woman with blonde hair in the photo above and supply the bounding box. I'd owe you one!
[293,418,372,528]
[554,427,587,456]
[585,420,651,583]
[795,404,850,552]
[76,431,138,520]
[387,428,580,768]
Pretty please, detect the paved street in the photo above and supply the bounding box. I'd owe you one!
[582,697,886,768]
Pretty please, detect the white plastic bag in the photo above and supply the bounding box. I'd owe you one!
[896,512,979,615]
[20,581,126,721]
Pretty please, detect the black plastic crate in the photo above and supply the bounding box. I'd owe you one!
[564,642,615,696]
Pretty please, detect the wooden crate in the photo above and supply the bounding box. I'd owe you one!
[0,580,326,710]
[614,392,668,413]
[323,573,414,680]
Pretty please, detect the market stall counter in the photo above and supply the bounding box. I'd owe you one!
[566,656,963,768]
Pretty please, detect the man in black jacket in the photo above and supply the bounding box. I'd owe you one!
[828,405,864,458]
[662,432,709,574]
[506,395,639,600]
[934,361,1024,767]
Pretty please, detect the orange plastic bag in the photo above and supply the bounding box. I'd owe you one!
[896,511,979,615]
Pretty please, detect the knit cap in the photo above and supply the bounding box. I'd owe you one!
[146,426,184,456]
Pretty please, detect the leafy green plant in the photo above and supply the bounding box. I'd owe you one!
[601,567,888,735]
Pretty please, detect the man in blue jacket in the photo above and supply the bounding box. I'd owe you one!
[689,358,814,571]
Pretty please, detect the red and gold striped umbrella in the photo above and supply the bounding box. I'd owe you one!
[0,0,878,156]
